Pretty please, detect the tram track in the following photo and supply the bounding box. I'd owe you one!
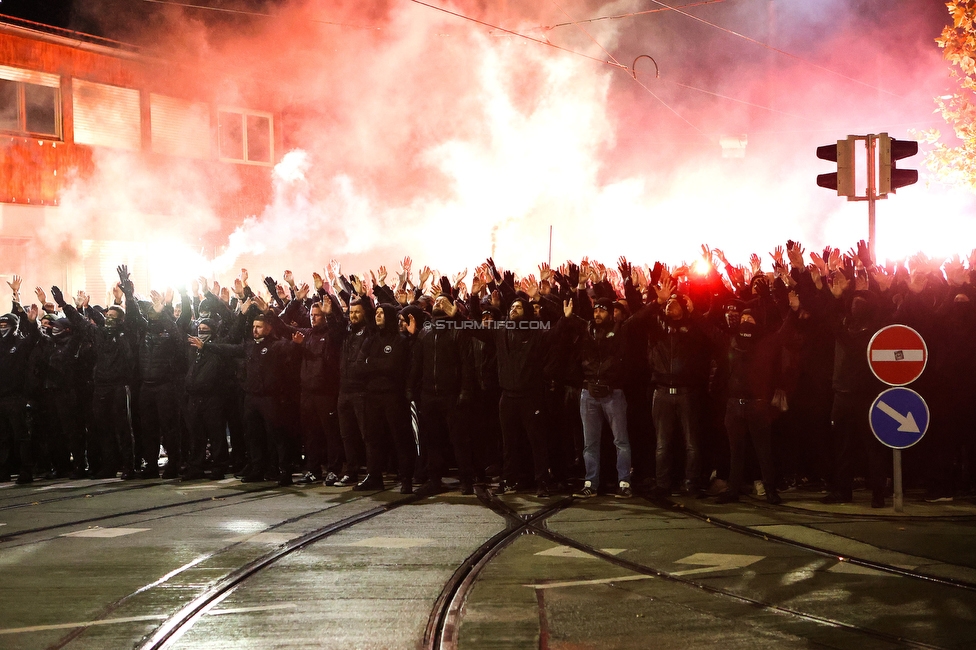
[654,495,976,592]
[0,483,286,545]
[469,493,954,650]
[136,489,424,650]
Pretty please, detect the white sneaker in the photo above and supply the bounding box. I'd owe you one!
[754,479,766,496]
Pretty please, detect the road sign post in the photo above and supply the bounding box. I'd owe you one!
[868,325,928,512]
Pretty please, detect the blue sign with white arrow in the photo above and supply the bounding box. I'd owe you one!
[870,387,929,449]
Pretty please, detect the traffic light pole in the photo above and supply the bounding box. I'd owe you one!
[867,134,877,262]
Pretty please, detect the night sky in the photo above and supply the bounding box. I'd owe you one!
[0,0,73,28]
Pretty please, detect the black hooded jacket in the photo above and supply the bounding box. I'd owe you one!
[0,312,38,397]
[64,295,142,387]
[366,304,413,395]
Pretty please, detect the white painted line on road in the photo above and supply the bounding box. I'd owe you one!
[535,545,626,559]
[0,604,301,635]
[60,527,150,538]
[527,575,652,589]
[345,537,433,548]
[0,614,168,635]
[231,532,294,544]
[672,553,764,576]
[208,603,299,616]
[828,561,915,577]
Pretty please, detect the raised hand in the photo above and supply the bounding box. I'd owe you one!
[809,251,827,276]
[713,248,729,266]
[769,245,785,266]
[617,256,632,282]
[538,262,553,283]
[27,303,38,322]
[828,247,841,272]
[311,272,324,292]
[452,268,468,289]
[50,286,67,308]
[377,265,388,286]
[219,287,230,304]
[211,280,220,296]
[233,277,245,298]
[788,290,800,312]
[563,298,574,318]
[149,289,165,312]
[787,242,806,269]
[350,275,364,296]
[239,297,254,314]
[871,269,894,292]
[254,294,269,312]
[470,272,486,296]
[523,274,540,299]
[828,271,849,298]
[164,287,175,305]
[655,277,675,304]
[283,270,295,287]
[749,253,762,276]
[34,286,46,305]
[276,283,289,301]
[188,335,205,350]
[6,274,22,294]
[240,268,249,286]
[856,240,872,267]
[296,282,310,301]
[419,266,432,289]
[292,331,306,345]
[112,283,124,304]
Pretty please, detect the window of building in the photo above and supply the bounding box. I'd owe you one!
[218,109,273,165]
[0,65,61,139]
[72,79,141,151]
[150,94,211,159]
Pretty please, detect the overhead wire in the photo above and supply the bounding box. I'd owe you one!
[643,0,904,98]
[544,0,709,138]
[527,0,726,32]
[141,0,382,29]
[141,0,817,125]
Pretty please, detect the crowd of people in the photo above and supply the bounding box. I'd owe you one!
[1,240,974,508]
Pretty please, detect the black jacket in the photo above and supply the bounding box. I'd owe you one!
[366,311,412,395]
[409,316,475,400]
[208,334,297,397]
[64,295,142,387]
[0,324,38,397]
[138,313,186,384]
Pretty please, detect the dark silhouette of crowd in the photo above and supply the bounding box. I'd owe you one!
[1,240,973,508]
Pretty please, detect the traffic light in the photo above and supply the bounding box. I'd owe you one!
[816,137,855,197]
[878,133,918,195]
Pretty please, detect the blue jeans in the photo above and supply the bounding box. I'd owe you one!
[580,389,631,485]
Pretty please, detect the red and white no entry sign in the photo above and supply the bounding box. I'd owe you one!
[867,324,927,386]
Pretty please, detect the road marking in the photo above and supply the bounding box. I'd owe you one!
[208,603,298,616]
[828,560,916,577]
[345,537,433,548]
[671,552,764,576]
[0,604,299,635]
[535,545,626,559]
[527,575,652,589]
[231,532,294,544]
[60,527,149,538]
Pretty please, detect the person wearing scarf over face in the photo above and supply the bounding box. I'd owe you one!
[184,318,233,480]
[0,284,40,484]
[714,301,793,505]
[360,303,417,493]
[54,265,142,480]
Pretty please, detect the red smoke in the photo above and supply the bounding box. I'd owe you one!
[56,0,968,288]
